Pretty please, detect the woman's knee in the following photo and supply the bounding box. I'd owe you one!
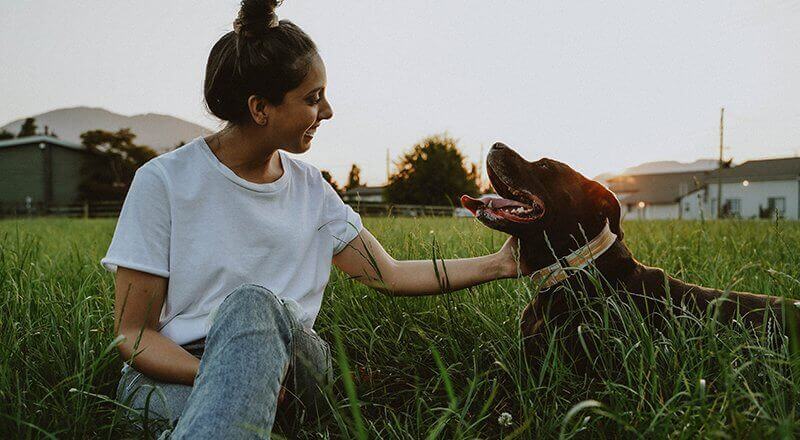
[221,283,281,312]
[212,283,293,331]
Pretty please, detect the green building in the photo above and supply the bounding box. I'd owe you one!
[0,136,105,214]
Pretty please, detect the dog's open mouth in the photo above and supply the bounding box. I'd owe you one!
[460,147,547,223]
[460,193,545,223]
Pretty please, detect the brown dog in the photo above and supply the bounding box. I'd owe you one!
[462,142,800,372]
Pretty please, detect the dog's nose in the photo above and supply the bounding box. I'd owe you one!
[491,142,508,151]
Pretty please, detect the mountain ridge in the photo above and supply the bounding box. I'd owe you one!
[1,106,213,153]
[594,159,720,183]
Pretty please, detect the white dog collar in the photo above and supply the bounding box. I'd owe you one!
[529,220,618,289]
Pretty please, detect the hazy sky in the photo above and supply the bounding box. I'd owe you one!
[2,1,799,185]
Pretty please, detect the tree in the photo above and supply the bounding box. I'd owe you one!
[78,128,158,201]
[169,140,187,152]
[18,117,37,137]
[385,133,479,206]
[0,129,14,140]
[320,169,341,196]
[345,164,362,191]
[42,125,59,138]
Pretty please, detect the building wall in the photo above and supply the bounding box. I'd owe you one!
[0,142,96,207]
[343,194,384,203]
[681,180,799,219]
[0,144,44,205]
[680,189,711,220]
[51,146,91,204]
[621,203,680,220]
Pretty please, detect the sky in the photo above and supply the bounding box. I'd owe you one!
[2,1,799,185]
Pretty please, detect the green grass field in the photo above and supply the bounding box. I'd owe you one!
[2,217,800,438]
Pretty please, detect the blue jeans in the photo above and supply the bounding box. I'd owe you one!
[116,283,333,438]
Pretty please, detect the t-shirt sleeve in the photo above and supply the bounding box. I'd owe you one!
[319,174,363,255]
[100,163,171,277]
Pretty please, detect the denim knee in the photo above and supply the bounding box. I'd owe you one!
[207,283,291,332]
[222,283,282,312]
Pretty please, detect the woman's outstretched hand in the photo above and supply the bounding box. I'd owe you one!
[496,235,533,278]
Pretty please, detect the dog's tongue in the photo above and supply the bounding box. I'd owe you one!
[460,194,526,215]
[461,195,487,214]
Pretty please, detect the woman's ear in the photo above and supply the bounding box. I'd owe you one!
[583,180,624,240]
[247,95,270,126]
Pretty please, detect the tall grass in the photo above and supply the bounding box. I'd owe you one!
[1,217,800,438]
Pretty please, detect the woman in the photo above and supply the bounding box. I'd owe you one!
[102,1,527,438]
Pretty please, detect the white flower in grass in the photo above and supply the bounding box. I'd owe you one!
[699,378,706,396]
[794,301,800,309]
[498,412,513,427]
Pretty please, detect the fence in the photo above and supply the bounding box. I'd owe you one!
[0,200,472,219]
[0,201,123,219]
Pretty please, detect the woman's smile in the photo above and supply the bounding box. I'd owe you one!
[304,123,320,139]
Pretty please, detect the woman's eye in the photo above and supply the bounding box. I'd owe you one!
[308,95,321,104]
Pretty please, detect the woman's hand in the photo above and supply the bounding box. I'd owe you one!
[496,235,533,278]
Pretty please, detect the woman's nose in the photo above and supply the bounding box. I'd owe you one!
[320,98,333,120]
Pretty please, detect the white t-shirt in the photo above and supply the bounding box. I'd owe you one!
[100,136,363,345]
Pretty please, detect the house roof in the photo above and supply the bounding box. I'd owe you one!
[342,186,385,196]
[0,135,86,152]
[705,157,800,182]
[606,171,708,205]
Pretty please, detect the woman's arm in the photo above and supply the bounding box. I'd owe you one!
[114,267,200,385]
[332,228,527,296]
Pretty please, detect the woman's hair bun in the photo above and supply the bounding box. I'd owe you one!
[206,0,317,124]
[236,0,282,37]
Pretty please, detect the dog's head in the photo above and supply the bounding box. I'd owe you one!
[461,142,623,267]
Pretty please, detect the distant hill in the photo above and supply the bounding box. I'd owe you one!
[621,159,719,175]
[594,159,720,182]
[1,106,213,153]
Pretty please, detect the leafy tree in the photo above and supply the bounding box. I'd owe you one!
[320,169,341,196]
[0,129,14,140]
[38,125,60,138]
[169,140,187,152]
[385,133,479,206]
[18,117,37,137]
[345,164,362,191]
[78,128,158,201]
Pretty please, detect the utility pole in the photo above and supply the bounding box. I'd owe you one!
[478,143,484,191]
[385,148,390,184]
[716,107,724,219]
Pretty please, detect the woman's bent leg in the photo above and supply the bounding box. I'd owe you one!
[169,284,294,439]
[116,363,193,437]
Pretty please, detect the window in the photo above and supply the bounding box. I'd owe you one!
[768,197,786,216]
[684,202,690,212]
[724,198,741,217]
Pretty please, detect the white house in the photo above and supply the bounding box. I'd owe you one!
[606,171,707,220]
[680,158,800,220]
[341,186,385,203]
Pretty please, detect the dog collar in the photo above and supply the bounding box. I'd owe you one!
[529,220,618,289]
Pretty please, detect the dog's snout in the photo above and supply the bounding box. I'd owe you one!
[491,142,508,151]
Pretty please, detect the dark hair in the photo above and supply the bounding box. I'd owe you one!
[204,0,318,125]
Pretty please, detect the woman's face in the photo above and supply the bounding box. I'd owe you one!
[265,52,333,154]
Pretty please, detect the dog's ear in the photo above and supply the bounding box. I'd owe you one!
[582,180,624,240]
